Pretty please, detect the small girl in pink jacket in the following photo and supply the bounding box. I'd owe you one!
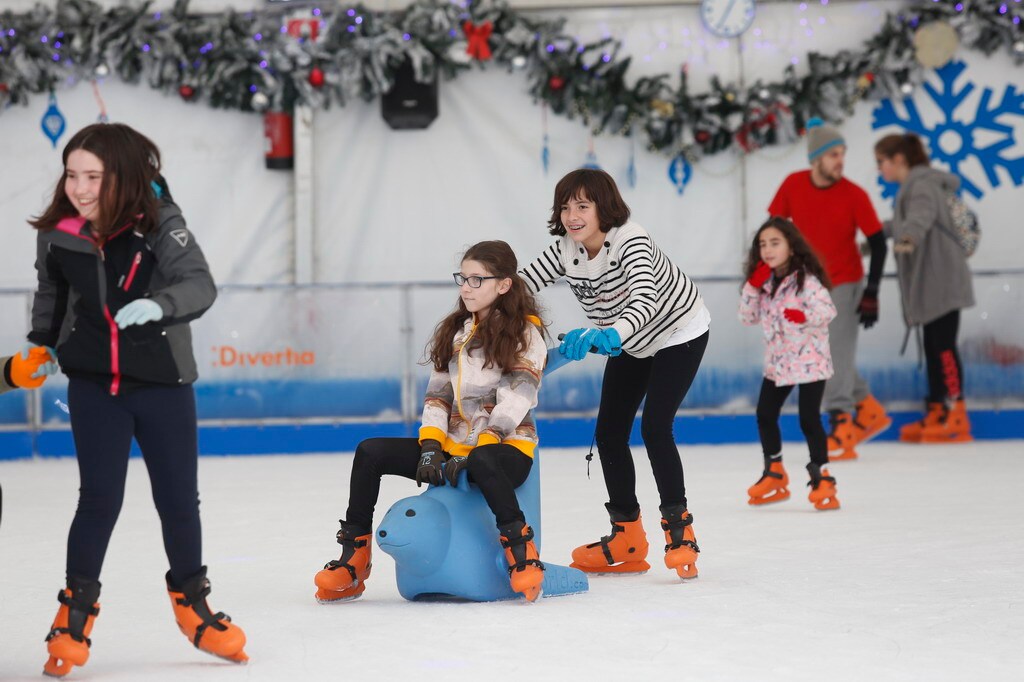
[739,217,840,510]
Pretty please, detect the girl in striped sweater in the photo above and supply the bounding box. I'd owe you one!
[519,169,710,580]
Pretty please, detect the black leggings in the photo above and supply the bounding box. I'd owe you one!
[756,378,828,466]
[66,379,202,585]
[345,438,532,530]
[923,310,964,403]
[594,330,708,515]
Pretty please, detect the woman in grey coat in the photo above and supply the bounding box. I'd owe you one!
[874,133,974,443]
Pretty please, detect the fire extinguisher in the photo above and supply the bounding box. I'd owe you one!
[264,110,294,170]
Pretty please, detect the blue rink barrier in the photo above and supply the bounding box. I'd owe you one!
[2,408,1022,460]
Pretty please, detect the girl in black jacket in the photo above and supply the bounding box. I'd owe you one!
[27,123,247,676]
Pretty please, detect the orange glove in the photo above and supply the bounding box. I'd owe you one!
[9,347,55,389]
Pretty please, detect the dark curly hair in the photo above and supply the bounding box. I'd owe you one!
[743,217,832,294]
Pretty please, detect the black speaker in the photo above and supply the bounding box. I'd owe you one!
[381,59,438,130]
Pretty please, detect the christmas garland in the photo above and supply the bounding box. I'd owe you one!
[1,0,1022,162]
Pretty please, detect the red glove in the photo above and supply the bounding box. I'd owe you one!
[747,261,772,289]
[783,308,806,324]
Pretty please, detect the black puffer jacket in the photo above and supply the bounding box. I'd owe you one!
[28,198,216,395]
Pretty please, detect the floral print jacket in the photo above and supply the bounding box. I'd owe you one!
[738,271,836,387]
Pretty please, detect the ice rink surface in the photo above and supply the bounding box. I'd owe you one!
[1,440,1021,681]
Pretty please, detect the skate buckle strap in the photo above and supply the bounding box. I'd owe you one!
[336,530,368,548]
[589,522,626,564]
[661,514,699,554]
[761,468,783,481]
[45,627,92,647]
[323,558,360,583]
[507,557,545,576]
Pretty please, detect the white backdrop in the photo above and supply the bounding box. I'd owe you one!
[2,1,1022,288]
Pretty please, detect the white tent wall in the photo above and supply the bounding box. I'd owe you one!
[1,0,1022,451]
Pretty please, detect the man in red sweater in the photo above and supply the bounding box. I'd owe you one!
[767,118,890,459]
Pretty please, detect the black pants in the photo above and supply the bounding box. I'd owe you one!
[923,310,964,402]
[594,330,708,515]
[756,378,828,466]
[66,379,202,585]
[345,438,533,530]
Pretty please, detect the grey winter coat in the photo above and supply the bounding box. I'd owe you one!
[887,165,974,326]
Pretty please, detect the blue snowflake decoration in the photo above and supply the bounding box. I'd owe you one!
[871,60,1024,200]
[876,175,901,205]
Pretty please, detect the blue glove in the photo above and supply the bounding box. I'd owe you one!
[21,344,59,378]
[590,328,622,357]
[559,328,595,361]
[114,299,164,329]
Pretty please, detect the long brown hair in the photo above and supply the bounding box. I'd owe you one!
[30,123,163,237]
[874,133,930,168]
[427,241,546,372]
[743,217,832,293]
[547,168,630,236]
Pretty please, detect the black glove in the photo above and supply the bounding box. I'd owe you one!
[443,456,469,486]
[858,287,879,329]
[415,439,445,487]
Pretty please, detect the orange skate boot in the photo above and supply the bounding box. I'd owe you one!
[747,459,790,505]
[659,504,700,579]
[498,520,545,602]
[806,463,840,510]
[43,576,100,678]
[899,402,945,442]
[854,394,892,443]
[920,400,972,443]
[315,521,372,603]
[166,566,248,663]
[570,504,651,575]
[827,411,861,461]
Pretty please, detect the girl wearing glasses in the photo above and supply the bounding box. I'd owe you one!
[314,240,550,602]
[519,168,710,580]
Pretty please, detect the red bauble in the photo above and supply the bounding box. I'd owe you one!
[179,85,195,101]
[309,66,325,88]
[548,75,565,91]
[864,72,875,82]
[0,83,8,93]
[695,130,710,143]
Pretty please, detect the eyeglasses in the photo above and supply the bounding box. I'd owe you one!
[453,273,500,288]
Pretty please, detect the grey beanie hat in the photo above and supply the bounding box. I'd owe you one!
[806,117,845,161]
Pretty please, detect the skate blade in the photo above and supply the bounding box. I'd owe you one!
[208,649,249,664]
[813,498,841,510]
[570,560,650,576]
[899,433,923,443]
[521,586,543,603]
[748,489,790,505]
[43,656,74,678]
[315,590,364,604]
[920,433,973,443]
[828,448,858,461]
[856,418,892,444]
[673,564,698,580]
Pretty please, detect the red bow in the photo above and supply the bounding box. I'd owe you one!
[463,21,493,61]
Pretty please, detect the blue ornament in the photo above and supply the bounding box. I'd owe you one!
[626,139,637,188]
[582,149,601,170]
[668,153,692,196]
[541,133,549,174]
[41,92,66,149]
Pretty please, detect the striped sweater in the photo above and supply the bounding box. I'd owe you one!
[519,222,705,358]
